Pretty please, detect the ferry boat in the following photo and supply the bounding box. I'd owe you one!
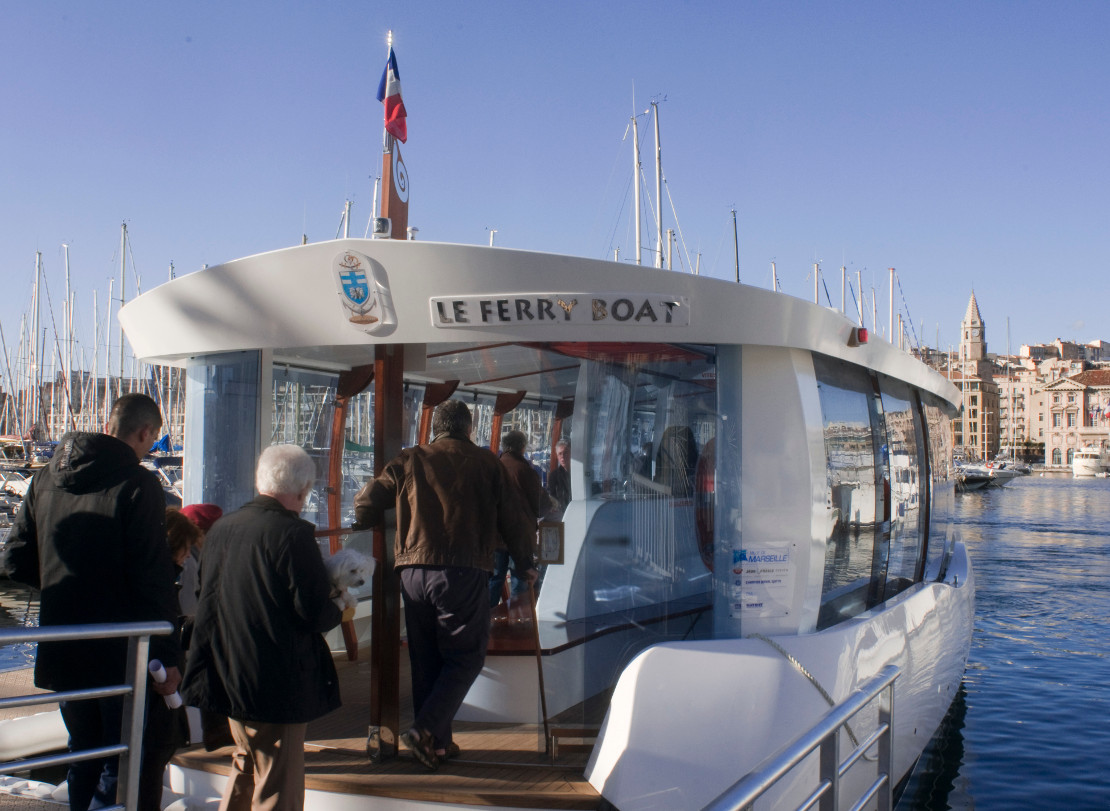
[116,236,975,809]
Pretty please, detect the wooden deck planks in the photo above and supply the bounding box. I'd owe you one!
[172,647,603,809]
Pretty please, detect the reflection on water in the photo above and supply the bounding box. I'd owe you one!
[900,475,1110,809]
[0,579,39,672]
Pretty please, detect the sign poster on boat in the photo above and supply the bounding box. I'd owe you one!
[430,293,689,328]
[731,545,794,618]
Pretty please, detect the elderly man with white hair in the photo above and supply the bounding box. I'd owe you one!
[183,444,342,811]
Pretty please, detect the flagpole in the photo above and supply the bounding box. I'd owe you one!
[382,30,394,156]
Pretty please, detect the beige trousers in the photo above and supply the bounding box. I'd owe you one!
[219,719,308,811]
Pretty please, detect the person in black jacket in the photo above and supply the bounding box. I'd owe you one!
[182,443,341,811]
[4,393,182,811]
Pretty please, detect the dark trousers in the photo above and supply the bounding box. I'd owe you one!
[400,566,490,749]
[139,694,189,811]
[59,696,123,810]
[488,549,528,606]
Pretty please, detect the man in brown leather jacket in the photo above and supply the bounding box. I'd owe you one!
[352,400,537,770]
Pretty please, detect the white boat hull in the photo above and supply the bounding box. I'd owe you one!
[587,542,974,810]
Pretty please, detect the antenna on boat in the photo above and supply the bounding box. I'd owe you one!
[731,207,739,283]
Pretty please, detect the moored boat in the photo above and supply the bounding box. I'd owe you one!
[1072,444,1110,477]
[114,236,975,809]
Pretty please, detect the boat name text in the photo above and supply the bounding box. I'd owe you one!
[431,294,689,328]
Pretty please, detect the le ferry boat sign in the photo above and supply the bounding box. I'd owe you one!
[431,293,690,328]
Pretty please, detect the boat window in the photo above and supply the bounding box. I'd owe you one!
[921,392,956,581]
[812,354,883,629]
[569,345,718,623]
[876,375,927,599]
[272,366,342,527]
[183,351,262,511]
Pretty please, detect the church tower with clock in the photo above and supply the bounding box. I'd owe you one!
[955,290,1000,460]
[960,291,991,378]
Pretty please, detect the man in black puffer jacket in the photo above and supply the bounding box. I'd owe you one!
[5,393,182,811]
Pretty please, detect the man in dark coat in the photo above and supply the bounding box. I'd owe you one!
[4,393,182,811]
[546,439,571,518]
[352,400,537,770]
[182,444,341,811]
[489,429,548,605]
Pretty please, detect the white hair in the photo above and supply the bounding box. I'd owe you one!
[256,444,317,497]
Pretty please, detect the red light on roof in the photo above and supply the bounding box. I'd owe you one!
[848,327,869,347]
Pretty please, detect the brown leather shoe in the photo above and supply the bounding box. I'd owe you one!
[436,741,461,761]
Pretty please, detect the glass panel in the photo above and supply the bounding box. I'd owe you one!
[271,366,338,527]
[572,346,717,620]
[500,403,557,485]
[921,393,955,581]
[878,375,927,598]
[812,354,883,629]
[183,351,260,512]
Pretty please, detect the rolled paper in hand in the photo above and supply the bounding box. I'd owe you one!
[149,659,184,709]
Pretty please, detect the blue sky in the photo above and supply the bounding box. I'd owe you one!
[2,0,1107,377]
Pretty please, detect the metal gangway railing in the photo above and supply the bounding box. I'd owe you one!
[0,620,174,811]
[703,665,898,811]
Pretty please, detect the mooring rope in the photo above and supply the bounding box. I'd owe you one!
[750,632,871,755]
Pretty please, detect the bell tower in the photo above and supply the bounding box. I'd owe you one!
[960,291,988,374]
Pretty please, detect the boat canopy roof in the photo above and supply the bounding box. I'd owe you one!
[119,239,959,408]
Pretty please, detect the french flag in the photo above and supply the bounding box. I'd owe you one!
[376,47,407,143]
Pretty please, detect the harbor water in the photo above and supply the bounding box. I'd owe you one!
[1,475,1108,808]
[902,474,1110,810]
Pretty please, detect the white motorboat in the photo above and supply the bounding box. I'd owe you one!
[1073,445,1110,477]
[114,236,975,810]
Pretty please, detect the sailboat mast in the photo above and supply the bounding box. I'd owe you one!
[857,270,863,326]
[30,252,42,439]
[118,223,127,398]
[63,243,73,431]
[92,289,98,431]
[652,101,662,269]
[632,109,642,266]
[888,268,895,344]
[105,278,114,419]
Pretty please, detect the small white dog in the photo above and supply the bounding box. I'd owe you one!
[325,548,376,612]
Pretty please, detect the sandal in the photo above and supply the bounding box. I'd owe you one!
[436,741,461,761]
[401,727,439,771]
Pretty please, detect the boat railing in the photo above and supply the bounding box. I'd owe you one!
[701,664,898,811]
[0,620,175,811]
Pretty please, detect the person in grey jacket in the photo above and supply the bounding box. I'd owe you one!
[182,444,341,811]
[353,399,537,770]
[4,393,182,811]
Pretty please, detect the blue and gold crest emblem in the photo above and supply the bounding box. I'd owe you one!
[336,252,378,325]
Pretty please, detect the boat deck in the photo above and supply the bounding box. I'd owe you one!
[173,593,610,810]
[174,643,603,809]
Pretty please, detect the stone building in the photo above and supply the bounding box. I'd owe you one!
[952,292,1000,461]
[1041,369,1110,467]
